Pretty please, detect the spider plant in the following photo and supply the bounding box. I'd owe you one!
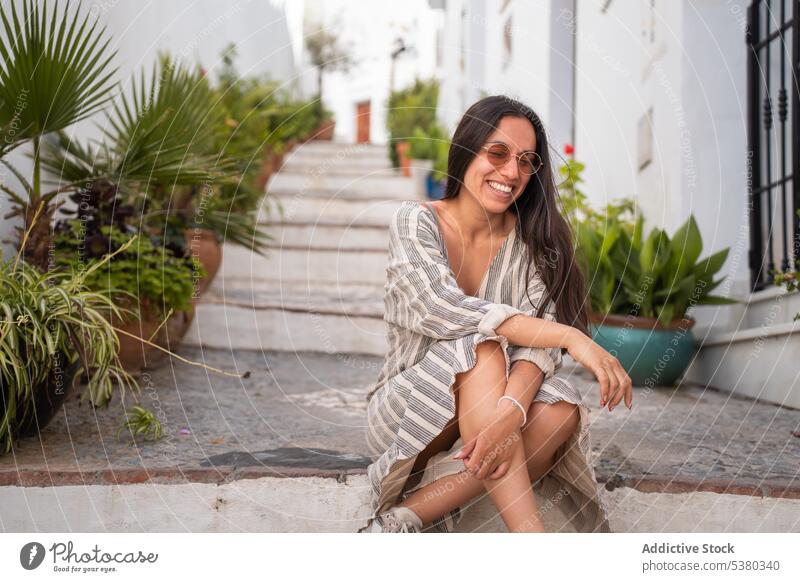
[0,0,118,269]
[116,405,163,442]
[0,220,138,455]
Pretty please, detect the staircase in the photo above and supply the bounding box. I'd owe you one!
[185,141,421,356]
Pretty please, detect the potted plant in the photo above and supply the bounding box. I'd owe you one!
[408,125,449,199]
[561,160,736,386]
[771,209,800,321]
[386,78,440,175]
[0,225,138,454]
[53,221,201,374]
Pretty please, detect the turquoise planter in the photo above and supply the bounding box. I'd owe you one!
[589,315,697,387]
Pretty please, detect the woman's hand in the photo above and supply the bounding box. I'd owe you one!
[566,330,633,411]
[453,401,524,480]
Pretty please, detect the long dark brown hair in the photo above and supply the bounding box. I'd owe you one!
[443,95,590,337]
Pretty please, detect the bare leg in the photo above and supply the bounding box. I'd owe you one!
[521,401,580,482]
[400,340,541,532]
[399,378,580,530]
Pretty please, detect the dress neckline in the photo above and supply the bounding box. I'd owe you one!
[419,201,517,297]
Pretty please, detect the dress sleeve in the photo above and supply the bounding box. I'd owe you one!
[508,264,562,381]
[383,202,523,340]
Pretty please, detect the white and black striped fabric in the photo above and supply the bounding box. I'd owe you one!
[358,200,610,533]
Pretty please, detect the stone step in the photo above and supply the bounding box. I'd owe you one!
[741,286,800,329]
[186,279,386,354]
[685,319,800,408]
[268,171,417,198]
[203,279,384,315]
[260,196,405,227]
[264,222,389,250]
[295,141,388,156]
[3,348,798,532]
[215,242,388,285]
[184,302,387,354]
[282,154,393,173]
[4,473,799,532]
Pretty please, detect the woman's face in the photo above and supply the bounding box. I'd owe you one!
[461,115,537,214]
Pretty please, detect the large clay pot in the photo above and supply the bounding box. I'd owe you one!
[112,299,195,374]
[137,306,196,370]
[184,227,222,295]
[588,312,697,387]
[115,315,161,373]
[313,118,335,140]
[255,149,286,191]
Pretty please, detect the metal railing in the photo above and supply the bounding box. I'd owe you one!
[746,0,800,290]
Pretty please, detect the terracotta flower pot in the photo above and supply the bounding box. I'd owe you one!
[313,118,335,141]
[144,307,195,368]
[112,299,196,374]
[184,228,222,295]
[115,315,162,373]
[255,149,286,191]
[396,141,412,177]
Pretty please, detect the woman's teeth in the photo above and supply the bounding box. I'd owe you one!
[488,180,512,194]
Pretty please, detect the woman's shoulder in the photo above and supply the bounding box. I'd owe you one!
[392,200,436,231]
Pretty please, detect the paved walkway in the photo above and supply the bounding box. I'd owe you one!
[3,347,797,500]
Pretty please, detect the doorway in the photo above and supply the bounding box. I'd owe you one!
[356,100,371,143]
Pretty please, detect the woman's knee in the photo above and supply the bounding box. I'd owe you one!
[522,402,579,445]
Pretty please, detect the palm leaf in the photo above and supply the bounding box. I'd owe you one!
[0,0,118,155]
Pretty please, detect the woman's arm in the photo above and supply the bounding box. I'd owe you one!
[507,271,562,381]
[497,314,632,410]
[498,359,545,427]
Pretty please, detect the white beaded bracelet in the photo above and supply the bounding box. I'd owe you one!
[497,395,527,428]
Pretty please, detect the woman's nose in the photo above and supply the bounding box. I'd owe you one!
[500,156,519,180]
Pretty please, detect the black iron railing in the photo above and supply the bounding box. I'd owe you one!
[746,0,800,291]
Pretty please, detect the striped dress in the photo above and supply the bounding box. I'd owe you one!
[358,200,610,533]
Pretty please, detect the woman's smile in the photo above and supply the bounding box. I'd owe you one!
[485,178,515,200]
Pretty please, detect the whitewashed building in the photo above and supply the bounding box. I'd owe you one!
[302,0,442,143]
[433,0,799,407]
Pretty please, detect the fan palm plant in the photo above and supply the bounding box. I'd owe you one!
[42,53,271,253]
[0,0,118,269]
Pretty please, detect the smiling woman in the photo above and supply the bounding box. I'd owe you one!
[359,95,632,534]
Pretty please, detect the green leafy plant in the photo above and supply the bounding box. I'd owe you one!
[0,0,118,269]
[206,44,323,251]
[408,124,450,181]
[0,229,138,454]
[560,160,736,326]
[116,405,164,442]
[53,223,201,317]
[386,78,439,168]
[771,208,800,321]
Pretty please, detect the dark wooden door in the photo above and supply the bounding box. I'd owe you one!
[356,100,371,143]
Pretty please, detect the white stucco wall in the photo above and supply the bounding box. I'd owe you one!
[574,0,750,295]
[437,0,575,153]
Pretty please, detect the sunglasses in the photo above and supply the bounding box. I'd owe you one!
[480,142,543,176]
